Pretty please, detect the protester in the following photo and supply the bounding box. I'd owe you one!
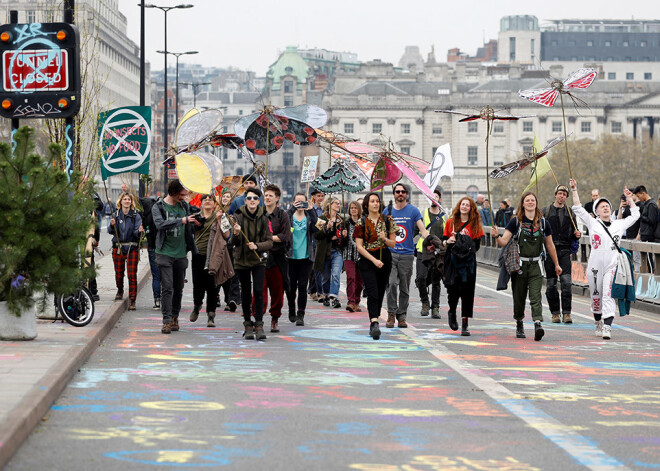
[231,187,273,340]
[313,196,347,308]
[260,184,291,333]
[190,194,221,327]
[308,187,325,300]
[633,185,658,271]
[479,199,493,227]
[219,189,241,311]
[443,197,484,336]
[492,191,561,341]
[494,200,514,228]
[152,180,200,334]
[354,192,397,339]
[584,188,600,217]
[139,194,162,310]
[108,192,144,311]
[204,197,234,328]
[570,179,639,339]
[286,192,318,326]
[543,185,581,324]
[228,174,261,214]
[415,190,446,318]
[343,200,364,313]
[383,183,429,328]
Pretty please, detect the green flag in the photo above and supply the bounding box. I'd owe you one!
[524,134,551,193]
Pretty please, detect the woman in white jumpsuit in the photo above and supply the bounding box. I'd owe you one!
[569,179,639,339]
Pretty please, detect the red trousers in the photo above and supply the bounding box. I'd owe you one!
[344,260,364,305]
[112,248,139,301]
[252,266,284,320]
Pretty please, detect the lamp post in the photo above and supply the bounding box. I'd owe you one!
[180,81,212,108]
[145,3,193,192]
[156,50,198,128]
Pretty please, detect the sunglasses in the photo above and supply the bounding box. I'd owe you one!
[245,196,260,201]
[394,190,408,194]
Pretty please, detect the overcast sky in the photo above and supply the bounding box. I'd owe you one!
[117,0,658,76]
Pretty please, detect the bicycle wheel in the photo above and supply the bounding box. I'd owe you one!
[57,286,95,327]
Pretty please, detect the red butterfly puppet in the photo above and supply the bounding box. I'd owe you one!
[518,68,597,108]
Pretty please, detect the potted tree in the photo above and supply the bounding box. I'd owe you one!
[0,126,95,340]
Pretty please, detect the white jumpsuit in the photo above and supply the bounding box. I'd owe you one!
[573,205,639,319]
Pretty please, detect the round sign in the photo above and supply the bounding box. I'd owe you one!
[99,108,151,174]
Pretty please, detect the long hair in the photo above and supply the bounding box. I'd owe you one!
[449,196,482,235]
[115,192,136,210]
[362,192,383,215]
[515,191,543,227]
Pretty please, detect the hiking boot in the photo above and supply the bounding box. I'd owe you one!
[602,324,611,340]
[207,312,215,328]
[354,304,361,312]
[346,304,355,312]
[153,298,160,310]
[516,321,526,339]
[228,300,237,312]
[562,313,573,324]
[310,293,318,301]
[243,321,255,340]
[386,312,396,328]
[461,317,470,336]
[448,310,458,331]
[534,321,545,341]
[551,313,561,323]
[271,319,280,333]
[114,290,123,301]
[420,302,430,317]
[255,322,267,340]
[288,306,296,323]
[431,307,441,319]
[128,300,136,311]
[170,317,179,332]
[331,298,341,309]
[594,320,603,337]
[161,323,171,334]
[369,321,381,340]
[397,316,408,328]
[190,304,201,322]
[296,311,305,326]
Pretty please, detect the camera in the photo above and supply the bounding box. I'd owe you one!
[294,201,308,210]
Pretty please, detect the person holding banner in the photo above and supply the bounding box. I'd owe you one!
[108,192,144,311]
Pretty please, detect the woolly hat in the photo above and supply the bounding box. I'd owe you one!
[593,197,612,212]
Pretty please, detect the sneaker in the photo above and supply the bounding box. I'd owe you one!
[331,298,341,309]
[128,300,136,311]
[516,320,526,339]
[386,312,396,328]
[207,312,215,328]
[397,316,408,328]
[551,313,561,323]
[602,324,611,340]
[271,319,280,333]
[369,321,381,340]
[153,299,161,310]
[421,302,430,317]
[243,321,255,340]
[431,307,441,319]
[170,317,180,332]
[534,321,544,341]
[190,304,201,322]
[228,300,237,312]
[594,320,603,337]
[562,313,573,324]
[114,290,124,301]
[161,323,171,334]
[296,311,305,326]
[255,322,267,340]
[323,297,331,307]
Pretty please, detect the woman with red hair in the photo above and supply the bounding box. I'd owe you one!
[442,197,484,336]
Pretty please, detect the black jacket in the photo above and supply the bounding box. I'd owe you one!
[543,204,578,248]
[495,207,514,227]
[639,199,658,241]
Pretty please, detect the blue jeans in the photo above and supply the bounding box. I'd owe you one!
[322,249,343,298]
[148,249,161,301]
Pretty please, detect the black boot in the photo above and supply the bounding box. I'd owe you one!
[255,321,267,340]
[534,321,545,341]
[461,317,470,336]
[288,304,296,323]
[448,310,458,331]
[296,311,305,326]
[516,320,526,339]
[243,320,255,340]
[369,321,381,340]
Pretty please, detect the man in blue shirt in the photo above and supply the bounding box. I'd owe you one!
[383,183,429,328]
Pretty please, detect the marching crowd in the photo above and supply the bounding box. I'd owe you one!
[98,174,647,342]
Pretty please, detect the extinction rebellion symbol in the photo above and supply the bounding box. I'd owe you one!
[98,106,151,180]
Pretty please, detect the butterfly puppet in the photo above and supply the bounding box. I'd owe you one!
[518,68,597,179]
[489,136,565,179]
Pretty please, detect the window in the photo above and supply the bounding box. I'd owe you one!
[237,167,244,176]
[432,147,437,157]
[466,185,479,200]
[509,37,516,61]
[283,151,293,166]
[222,149,228,160]
[432,125,442,135]
[284,97,293,107]
[400,146,411,155]
[581,121,591,133]
[344,123,354,134]
[623,40,629,47]
[611,121,622,133]
[467,146,478,166]
[530,38,535,60]
[522,121,533,133]
[239,110,243,115]
[645,73,653,80]
[401,123,410,134]
[523,145,533,154]
[608,72,616,80]
[372,123,382,134]
[26,10,36,22]
[641,41,647,47]
[605,40,611,47]
[468,122,478,133]
[284,80,293,93]
[492,122,504,133]
[626,72,634,80]
[587,40,594,47]
[167,97,173,107]
[552,121,562,133]
[237,149,243,159]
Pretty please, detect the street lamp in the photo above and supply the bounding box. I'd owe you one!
[180,81,211,108]
[145,3,193,191]
[156,50,198,128]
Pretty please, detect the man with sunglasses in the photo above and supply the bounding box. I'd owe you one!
[383,183,429,328]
